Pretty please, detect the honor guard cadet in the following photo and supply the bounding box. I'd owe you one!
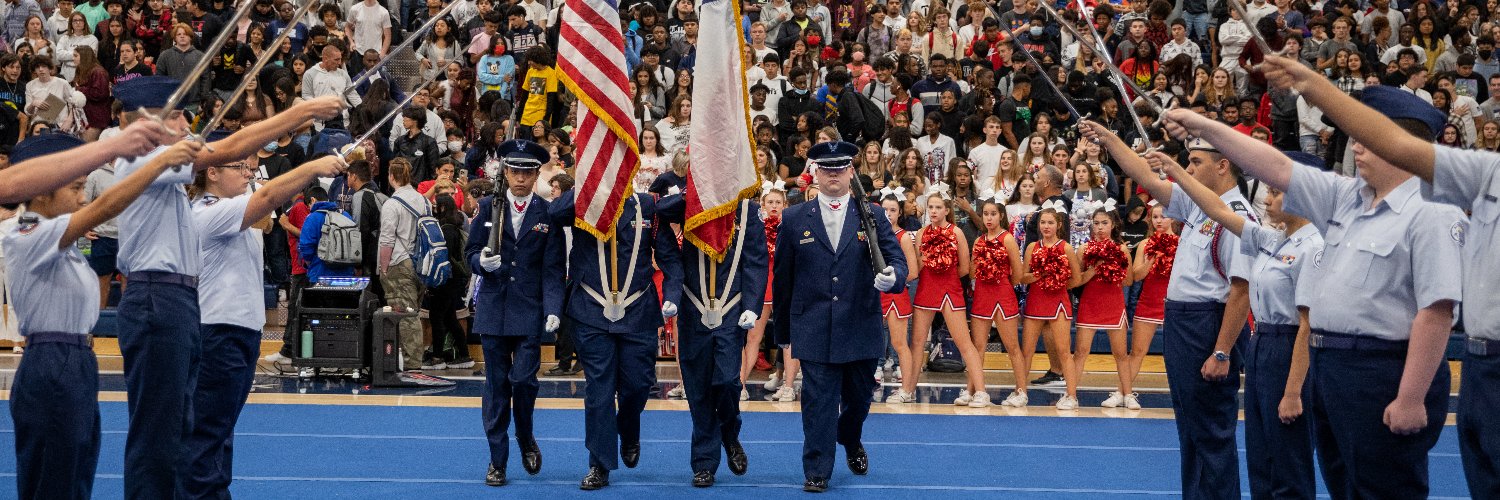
[1080,121,1255,500]
[547,184,683,490]
[771,141,907,493]
[1161,84,1465,499]
[183,131,349,499]
[656,194,769,487]
[464,140,565,487]
[4,134,198,500]
[1259,54,1494,498]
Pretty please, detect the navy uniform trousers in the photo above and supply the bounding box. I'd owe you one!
[11,336,100,500]
[576,325,657,470]
[799,357,878,481]
[1310,334,1449,500]
[1460,346,1500,499]
[1244,323,1315,499]
[117,275,202,499]
[182,323,263,499]
[1162,300,1247,500]
[481,334,542,469]
[680,324,746,473]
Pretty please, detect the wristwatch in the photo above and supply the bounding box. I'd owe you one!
[1213,350,1230,362]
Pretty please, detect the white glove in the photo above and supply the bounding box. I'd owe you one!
[738,310,758,329]
[873,266,898,292]
[544,315,560,333]
[480,247,503,273]
[661,301,678,318]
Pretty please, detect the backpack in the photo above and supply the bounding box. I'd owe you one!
[926,327,966,373]
[850,90,887,142]
[391,196,452,287]
[315,209,363,266]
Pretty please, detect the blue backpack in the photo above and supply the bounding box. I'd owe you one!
[391,196,451,287]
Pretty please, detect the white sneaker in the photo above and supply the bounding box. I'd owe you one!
[873,367,884,383]
[1056,395,1079,410]
[740,388,749,401]
[667,385,686,399]
[954,389,973,406]
[1101,391,1124,408]
[774,385,797,402]
[263,352,292,365]
[1124,392,1142,410]
[763,373,782,391]
[1002,391,1028,407]
[885,389,915,403]
[893,367,902,382]
[968,391,992,408]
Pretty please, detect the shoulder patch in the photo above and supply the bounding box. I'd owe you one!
[1312,249,1325,269]
[1452,220,1468,247]
[1229,200,1249,213]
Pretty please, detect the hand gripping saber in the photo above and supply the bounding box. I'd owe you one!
[343,0,463,94]
[198,0,321,135]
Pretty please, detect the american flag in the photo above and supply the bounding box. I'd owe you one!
[558,0,639,241]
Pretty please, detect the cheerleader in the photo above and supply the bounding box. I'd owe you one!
[968,195,1027,408]
[742,182,787,401]
[1123,202,1177,408]
[1072,203,1136,409]
[880,188,921,404]
[1015,203,1083,409]
[903,191,988,406]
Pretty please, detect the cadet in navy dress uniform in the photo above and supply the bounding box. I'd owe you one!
[1158,150,1325,499]
[108,76,345,498]
[1261,53,1498,498]
[1162,85,1466,499]
[182,132,348,500]
[547,186,683,490]
[657,194,769,487]
[771,141,907,493]
[464,140,565,487]
[4,134,197,500]
[1081,121,1255,500]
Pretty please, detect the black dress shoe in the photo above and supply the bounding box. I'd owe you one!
[692,470,715,487]
[846,446,868,475]
[579,467,610,490]
[803,478,828,492]
[621,442,641,468]
[485,464,506,487]
[521,439,542,475]
[565,364,584,375]
[544,365,572,376]
[725,441,748,476]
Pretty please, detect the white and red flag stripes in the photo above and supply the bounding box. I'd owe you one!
[684,0,760,260]
[557,0,639,241]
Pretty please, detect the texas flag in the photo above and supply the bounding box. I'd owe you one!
[683,0,760,260]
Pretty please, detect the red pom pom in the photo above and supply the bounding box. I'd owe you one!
[1147,232,1179,278]
[764,214,781,258]
[972,234,1011,284]
[920,224,959,272]
[1083,240,1128,284]
[1029,242,1072,291]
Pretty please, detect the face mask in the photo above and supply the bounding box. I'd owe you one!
[449,141,465,152]
[792,87,809,95]
[1030,26,1043,37]
[263,141,278,152]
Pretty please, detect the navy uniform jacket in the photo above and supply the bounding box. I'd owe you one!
[548,190,683,333]
[656,196,770,330]
[771,200,907,364]
[464,194,565,337]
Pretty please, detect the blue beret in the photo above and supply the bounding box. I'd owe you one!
[1283,150,1323,169]
[1360,85,1445,140]
[10,133,85,164]
[808,141,859,169]
[205,129,233,143]
[113,76,187,110]
[498,139,550,169]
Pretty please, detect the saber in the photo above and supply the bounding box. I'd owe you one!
[1226,0,1278,60]
[338,73,440,161]
[343,0,462,94]
[198,0,321,135]
[1008,37,1082,122]
[152,0,256,124]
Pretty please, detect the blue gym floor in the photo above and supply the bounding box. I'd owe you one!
[0,402,1470,498]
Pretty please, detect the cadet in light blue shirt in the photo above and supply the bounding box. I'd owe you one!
[3,133,198,500]
[1160,82,1464,500]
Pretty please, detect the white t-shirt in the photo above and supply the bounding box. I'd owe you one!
[348,1,392,55]
[967,142,1006,191]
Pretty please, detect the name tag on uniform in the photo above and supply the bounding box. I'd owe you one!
[485,222,493,227]
[800,237,815,244]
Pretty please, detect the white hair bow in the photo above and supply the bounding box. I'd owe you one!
[979,189,1006,204]
[761,179,787,193]
[1041,199,1067,212]
[925,182,952,200]
[878,185,907,199]
[1087,198,1118,213]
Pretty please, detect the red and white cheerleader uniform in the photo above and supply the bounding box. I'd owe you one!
[1133,232,1177,325]
[970,231,1020,321]
[1023,240,1073,320]
[913,224,966,311]
[881,229,914,318]
[763,213,780,307]
[1075,239,1129,329]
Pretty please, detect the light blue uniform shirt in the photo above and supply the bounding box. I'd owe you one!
[1,214,98,335]
[1284,163,1466,340]
[115,145,200,276]
[1163,183,1255,303]
[1239,222,1323,326]
[1429,146,1500,340]
[193,194,264,330]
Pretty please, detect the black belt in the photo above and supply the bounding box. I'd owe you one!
[1255,323,1299,337]
[126,271,199,288]
[1470,337,1499,357]
[25,332,93,348]
[1310,330,1408,352]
